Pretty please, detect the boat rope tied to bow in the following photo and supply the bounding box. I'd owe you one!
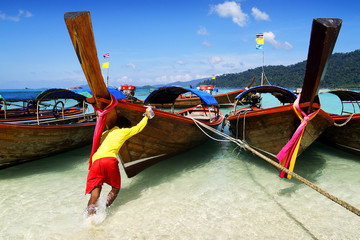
[189,117,360,217]
[88,94,118,169]
[277,94,320,180]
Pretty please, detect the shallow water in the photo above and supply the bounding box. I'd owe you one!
[1,89,359,239]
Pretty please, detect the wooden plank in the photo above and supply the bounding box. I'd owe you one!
[64,11,117,128]
[300,18,342,106]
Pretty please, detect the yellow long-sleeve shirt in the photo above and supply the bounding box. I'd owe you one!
[92,116,148,163]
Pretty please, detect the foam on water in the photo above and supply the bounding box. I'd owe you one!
[1,90,360,239]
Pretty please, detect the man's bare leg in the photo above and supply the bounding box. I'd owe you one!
[106,187,119,207]
[87,186,102,215]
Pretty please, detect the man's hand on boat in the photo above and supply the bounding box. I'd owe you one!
[145,107,155,119]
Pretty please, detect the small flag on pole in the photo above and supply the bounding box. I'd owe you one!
[256,33,263,39]
[256,44,264,50]
[256,38,264,45]
[102,62,109,69]
[103,53,110,59]
[256,33,264,50]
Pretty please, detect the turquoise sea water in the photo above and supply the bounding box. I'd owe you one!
[0,88,359,239]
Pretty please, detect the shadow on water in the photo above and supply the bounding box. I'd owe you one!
[226,140,328,196]
[112,139,224,209]
[228,142,327,239]
[242,158,320,240]
[276,142,327,196]
[316,141,360,162]
[0,144,92,180]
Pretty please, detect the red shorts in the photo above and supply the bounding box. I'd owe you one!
[85,157,121,194]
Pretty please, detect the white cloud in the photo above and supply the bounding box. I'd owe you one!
[169,74,193,82]
[251,7,270,21]
[154,74,193,84]
[210,1,248,27]
[119,76,129,81]
[112,76,133,86]
[209,56,223,65]
[126,62,136,69]
[263,32,293,50]
[195,74,212,79]
[197,26,208,35]
[176,60,186,65]
[203,41,212,48]
[0,9,33,22]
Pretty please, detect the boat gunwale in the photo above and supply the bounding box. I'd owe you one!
[226,102,332,123]
[118,100,224,127]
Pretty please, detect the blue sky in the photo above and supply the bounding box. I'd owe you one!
[1,0,359,89]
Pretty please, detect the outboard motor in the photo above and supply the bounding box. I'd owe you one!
[120,85,136,97]
[199,85,215,95]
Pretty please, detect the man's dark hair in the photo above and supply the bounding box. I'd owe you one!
[116,117,132,128]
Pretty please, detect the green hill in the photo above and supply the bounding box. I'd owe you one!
[199,49,360,89]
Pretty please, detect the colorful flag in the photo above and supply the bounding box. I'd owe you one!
[103,53,110,58]
[212,76,216,80]
[256,33,264,50]
[256,33,263,38]
[256,44,264,50]
[256,38,264,45]
[102,62,109,69]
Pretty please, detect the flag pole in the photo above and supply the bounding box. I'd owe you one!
[102,52,110,87]
[106,63,110,87]
[256,33,265,85]
[261,49,264,85]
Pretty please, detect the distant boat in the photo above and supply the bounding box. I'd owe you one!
[226,18,342,178]
[0,88,89,123]
[149,81,255,109]
[0,89,100,168]
[117,85,143,104]
[318,89,360,155]
[64,11,225,177]
[119,85,136,97]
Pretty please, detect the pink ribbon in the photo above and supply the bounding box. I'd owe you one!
[276,94,320,178]
[88,94,118,169]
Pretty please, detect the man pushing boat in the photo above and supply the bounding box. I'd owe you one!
[86,107,155,215]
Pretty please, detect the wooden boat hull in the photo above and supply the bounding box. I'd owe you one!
[227,103,334,159]
[0,121,95,168]
[115,101,224,177]
[318,114,360,155]
[214,89,246,107]
[151,89,245,109]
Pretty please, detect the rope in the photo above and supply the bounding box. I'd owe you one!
[334,113,354,127]
[225,92,232,104]
[190,117,360,217]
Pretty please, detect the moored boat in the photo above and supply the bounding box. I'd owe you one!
[0,89,100,168]
[226,18,342,178]
[227,86,333,157]
[318,89,360,155]
[64,11,225,177]
[0,88,89,122]
[150,81,254,109]
[118,86,224,177]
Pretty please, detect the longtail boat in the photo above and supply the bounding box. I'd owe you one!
[226,18,342,178]
[318,90,360,155]
[150,79,255,109]
[0,89,99,168]
[0,88,90,122]
[64,11,225,177]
